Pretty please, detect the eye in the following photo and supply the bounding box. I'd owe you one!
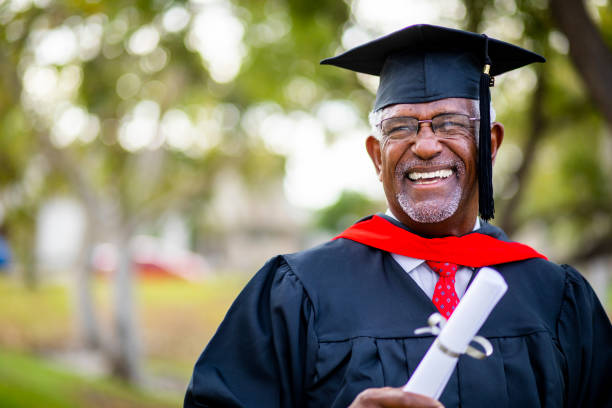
[389,124,417,134]
[381,118,418,139]
[434,115,471,134]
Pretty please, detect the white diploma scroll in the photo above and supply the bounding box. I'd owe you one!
[402,267,508,399]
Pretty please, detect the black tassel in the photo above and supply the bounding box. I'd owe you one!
[478,35,495,221]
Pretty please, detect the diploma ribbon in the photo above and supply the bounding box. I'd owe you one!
[414,313,493,360]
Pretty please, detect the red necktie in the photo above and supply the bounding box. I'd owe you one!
[426,260,460,318]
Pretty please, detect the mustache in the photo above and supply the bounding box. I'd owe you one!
[394,159,465,178]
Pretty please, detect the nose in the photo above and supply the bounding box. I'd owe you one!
[411,122,442,160]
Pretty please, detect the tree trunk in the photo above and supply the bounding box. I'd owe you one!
[22,245,38,290]
[37,135,107,347]
[73,215,103,349]
[499,65,548,235]
[110,228,142,384]
[550,0,612,127]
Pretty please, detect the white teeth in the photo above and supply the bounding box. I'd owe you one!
[408,169,453,181]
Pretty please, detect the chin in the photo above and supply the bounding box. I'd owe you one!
[396,190,461,224]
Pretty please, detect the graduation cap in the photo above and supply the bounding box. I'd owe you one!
[321,24,545,221]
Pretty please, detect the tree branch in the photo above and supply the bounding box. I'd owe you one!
[568,234,612,264]
[550,0,612,126]
[36,132,105,223]
[462,0,489,32]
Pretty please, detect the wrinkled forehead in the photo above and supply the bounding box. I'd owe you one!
[379,98,479,121]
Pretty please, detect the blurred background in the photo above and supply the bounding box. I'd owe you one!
[0,0,610,406]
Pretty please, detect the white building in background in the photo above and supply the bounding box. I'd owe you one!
[201,167,305,272]
[36,197,85,279]
[34,179,305,279]
[34,196,210,281]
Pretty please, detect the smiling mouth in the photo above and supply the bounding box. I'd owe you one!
[407,168,454,184]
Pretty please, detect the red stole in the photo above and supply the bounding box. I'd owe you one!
[333,215,546,267]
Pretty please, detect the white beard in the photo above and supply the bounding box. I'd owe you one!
[396,186,462,223]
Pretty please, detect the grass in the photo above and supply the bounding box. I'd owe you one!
[0,272,250,405]
[0,278,72,350]
[107,274,248,367]
[0,349,177,408]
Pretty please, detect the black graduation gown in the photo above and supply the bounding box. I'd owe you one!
[184,221,612,407]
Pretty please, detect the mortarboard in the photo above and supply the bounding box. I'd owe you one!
[321,24,545,221]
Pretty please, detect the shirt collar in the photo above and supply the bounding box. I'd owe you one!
[385,209,480,270]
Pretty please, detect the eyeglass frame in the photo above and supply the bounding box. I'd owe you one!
[376,113,480,141]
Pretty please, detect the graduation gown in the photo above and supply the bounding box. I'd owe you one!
[184,218,612,407]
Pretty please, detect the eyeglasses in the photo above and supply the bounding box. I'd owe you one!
[378,113,479,141]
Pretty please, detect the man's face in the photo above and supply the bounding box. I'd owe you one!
[366,98,500,235]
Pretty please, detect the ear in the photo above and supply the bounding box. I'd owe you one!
[490,122,504,166]
[365,135,383,181]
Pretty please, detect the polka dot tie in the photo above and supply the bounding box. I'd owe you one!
[426,260,460,319]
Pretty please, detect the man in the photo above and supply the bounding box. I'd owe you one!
[185,25,612,408]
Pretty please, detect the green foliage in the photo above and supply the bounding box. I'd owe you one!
[597,3,612,47]
[236,0,358,111]
[314,190,384,233]
[0,0,354,283]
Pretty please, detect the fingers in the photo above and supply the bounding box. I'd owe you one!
[349,387,444,408]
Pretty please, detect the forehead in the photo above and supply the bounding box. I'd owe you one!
[380,98,477,120]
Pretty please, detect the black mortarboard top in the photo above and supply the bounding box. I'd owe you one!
[321,24,545,221]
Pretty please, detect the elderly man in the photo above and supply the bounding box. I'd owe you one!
[185,25,612,408]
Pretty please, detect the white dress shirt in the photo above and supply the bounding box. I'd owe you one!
[385,211,480,300]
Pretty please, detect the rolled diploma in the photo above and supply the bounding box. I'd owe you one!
[402,267,508,399]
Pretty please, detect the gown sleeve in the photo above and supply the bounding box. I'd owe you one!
[184,256,319,408]
[556,264,612,407]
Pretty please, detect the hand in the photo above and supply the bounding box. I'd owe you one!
[349,387,444,408]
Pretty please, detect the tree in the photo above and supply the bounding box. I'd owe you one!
[0,0,354,383]
[458,0,612,267]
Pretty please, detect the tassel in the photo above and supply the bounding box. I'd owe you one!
[478,35,495,221]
